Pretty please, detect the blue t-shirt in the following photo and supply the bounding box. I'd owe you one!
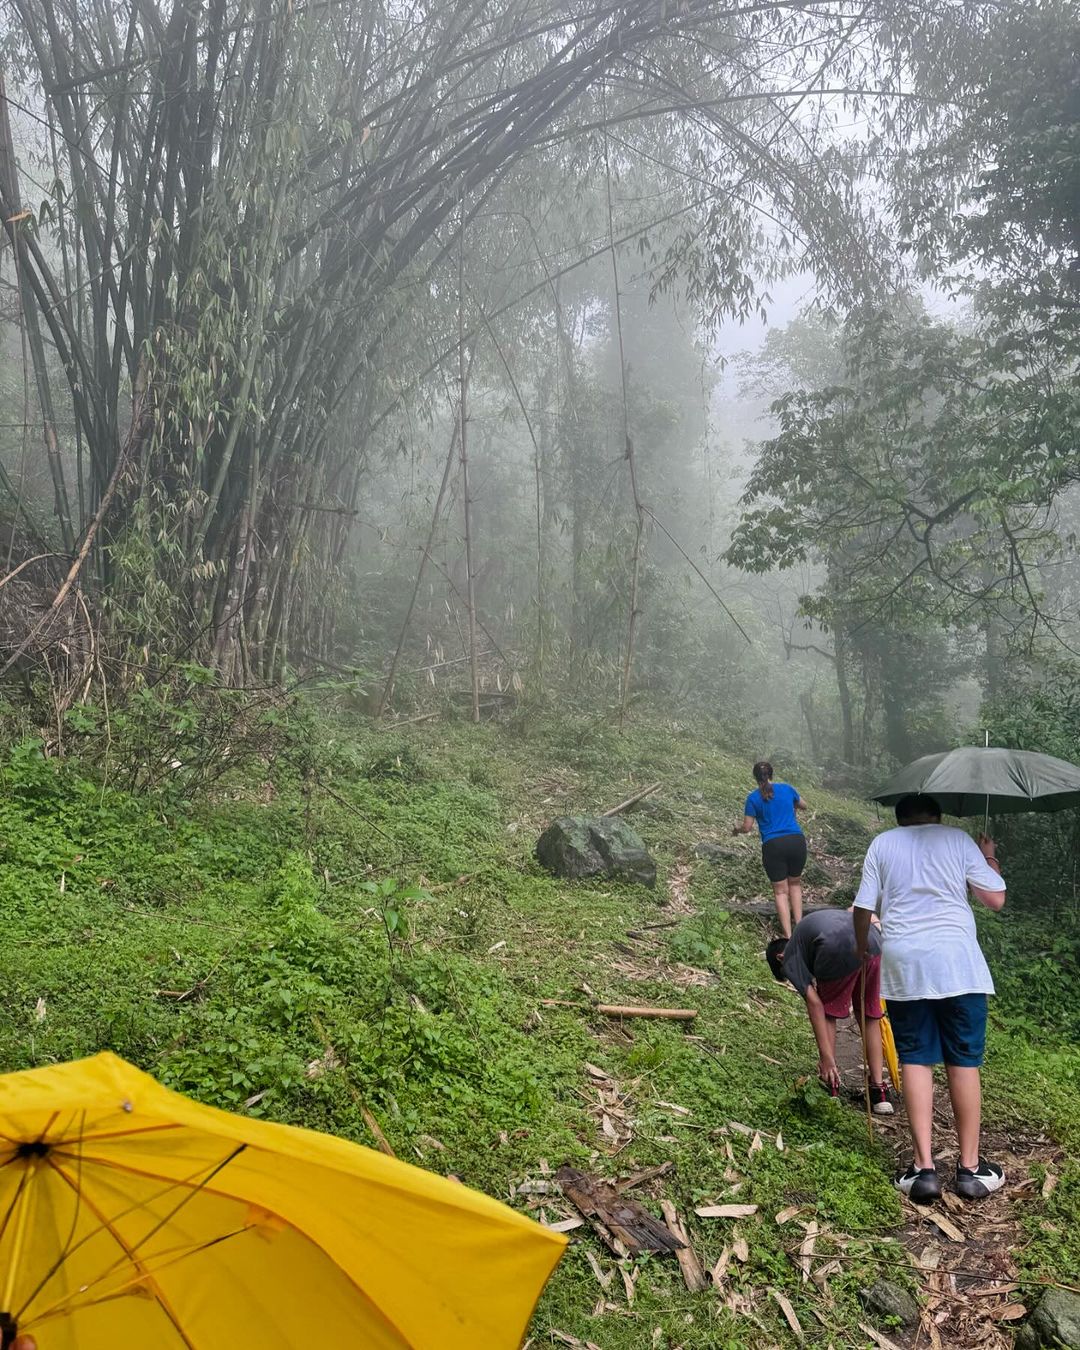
[744,783,802,842]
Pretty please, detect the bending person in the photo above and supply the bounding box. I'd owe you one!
[766,910,894,1112]
[853,793,1006,1203]
[734,759,808,937]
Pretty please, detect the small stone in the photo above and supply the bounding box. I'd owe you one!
[692,842,739,863]
[859,1279,920,1329]
[1015,1289,1080,1349]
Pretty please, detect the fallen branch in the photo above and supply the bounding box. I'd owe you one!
[598,1004,697,1021]
[659,1200,708,1292]
[601,781,661,817]
[0,371,146,680]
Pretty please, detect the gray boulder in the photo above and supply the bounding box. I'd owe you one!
[1016,1290,1080,1350]
[536,816,657,888]
[859,1279,920,1329]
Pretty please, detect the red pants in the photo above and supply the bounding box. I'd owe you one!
[816,956,883,1020]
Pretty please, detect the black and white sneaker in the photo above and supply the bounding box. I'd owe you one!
[870,1083,895,1116]
[894,1165,942,1203]
[955,1159,1005,1200]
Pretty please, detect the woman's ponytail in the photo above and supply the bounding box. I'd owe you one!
[752,760,774,802]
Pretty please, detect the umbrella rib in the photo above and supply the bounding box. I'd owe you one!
[31,1113,59,1148]
[22,1156,197,1350]
[15,1121,90,1321]
[25,1217,259,1333]
[0,1165,32,1252]
[48,1123,184,1148]
[38,1155,420,1349]
[14,1144,247,1323]
[120,1144,248,1263]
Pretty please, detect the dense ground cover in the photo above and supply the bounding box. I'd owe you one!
[0,703,1075,1347]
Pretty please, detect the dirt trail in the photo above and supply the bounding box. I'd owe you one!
[628,850,1061,1350]
[832,1019,1060,1350]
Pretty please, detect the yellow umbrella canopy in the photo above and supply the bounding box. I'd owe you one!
[0,1053,566,1349]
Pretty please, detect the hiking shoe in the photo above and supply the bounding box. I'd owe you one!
[894,1165,942,1203]
[870,1083,895,1116]
[955,1159,1005,1200]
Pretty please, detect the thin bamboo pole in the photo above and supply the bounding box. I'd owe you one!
[375,421,460,717]
[458,196,480,724]
[602,108,643,731]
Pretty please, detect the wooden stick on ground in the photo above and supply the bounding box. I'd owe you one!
[601,781,661,817]
[659,1200,708,1292]
[598,1004,697,1021]
[616,1161,675,1192]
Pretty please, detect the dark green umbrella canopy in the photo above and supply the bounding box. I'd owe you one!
[871,746,1080,817]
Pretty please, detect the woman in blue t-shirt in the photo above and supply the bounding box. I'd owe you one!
[733,760,808,937]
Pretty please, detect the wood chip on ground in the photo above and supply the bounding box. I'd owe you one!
[797,1220,818,1281]
[858,1322,904,1350]
[659,1199,709,1293]
[770,1290,804,1341]
[694,1203,759,1219]
[915,1207,966,1243]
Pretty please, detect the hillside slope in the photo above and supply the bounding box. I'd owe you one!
[0,710,1075,1347]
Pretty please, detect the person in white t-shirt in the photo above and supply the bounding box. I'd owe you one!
[852,793,1006,1204]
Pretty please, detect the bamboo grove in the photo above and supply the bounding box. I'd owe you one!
[0,0,1012,703]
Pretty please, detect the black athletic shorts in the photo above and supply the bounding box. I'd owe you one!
[761,832,807,883]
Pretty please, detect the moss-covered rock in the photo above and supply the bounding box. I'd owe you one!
[535,815,657,887]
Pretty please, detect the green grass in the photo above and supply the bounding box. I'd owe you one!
[0,708,1076,1346]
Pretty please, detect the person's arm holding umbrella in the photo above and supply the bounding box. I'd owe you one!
[971,835,1006,910]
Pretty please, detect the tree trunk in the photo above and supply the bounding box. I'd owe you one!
[834,630,857,765]
[0,71,76,555]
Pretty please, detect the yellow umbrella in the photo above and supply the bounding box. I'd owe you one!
[0,1053,566,1349]
[881,1005,902,1094]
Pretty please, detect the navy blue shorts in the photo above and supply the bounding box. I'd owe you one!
[886,994,988,1068]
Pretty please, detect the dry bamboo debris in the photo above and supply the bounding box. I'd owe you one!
[538,998,699,1020]
[771,1289,805,1341]
[600,781,661,817]
[616,1161,675,1191]
[577,1062,637,1152]
[555,1166,684,1258]
[659,1199,709,1293]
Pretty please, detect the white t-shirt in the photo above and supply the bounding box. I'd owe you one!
[853,824,1005,1001]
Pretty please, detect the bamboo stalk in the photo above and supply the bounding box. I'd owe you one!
[602,103,644,731]
[375,420,460,717]
[458,196,480,724]
[598,1004,697,1021]
[601,781,661,817]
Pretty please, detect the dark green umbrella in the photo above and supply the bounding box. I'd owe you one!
[871,745,1080,818]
